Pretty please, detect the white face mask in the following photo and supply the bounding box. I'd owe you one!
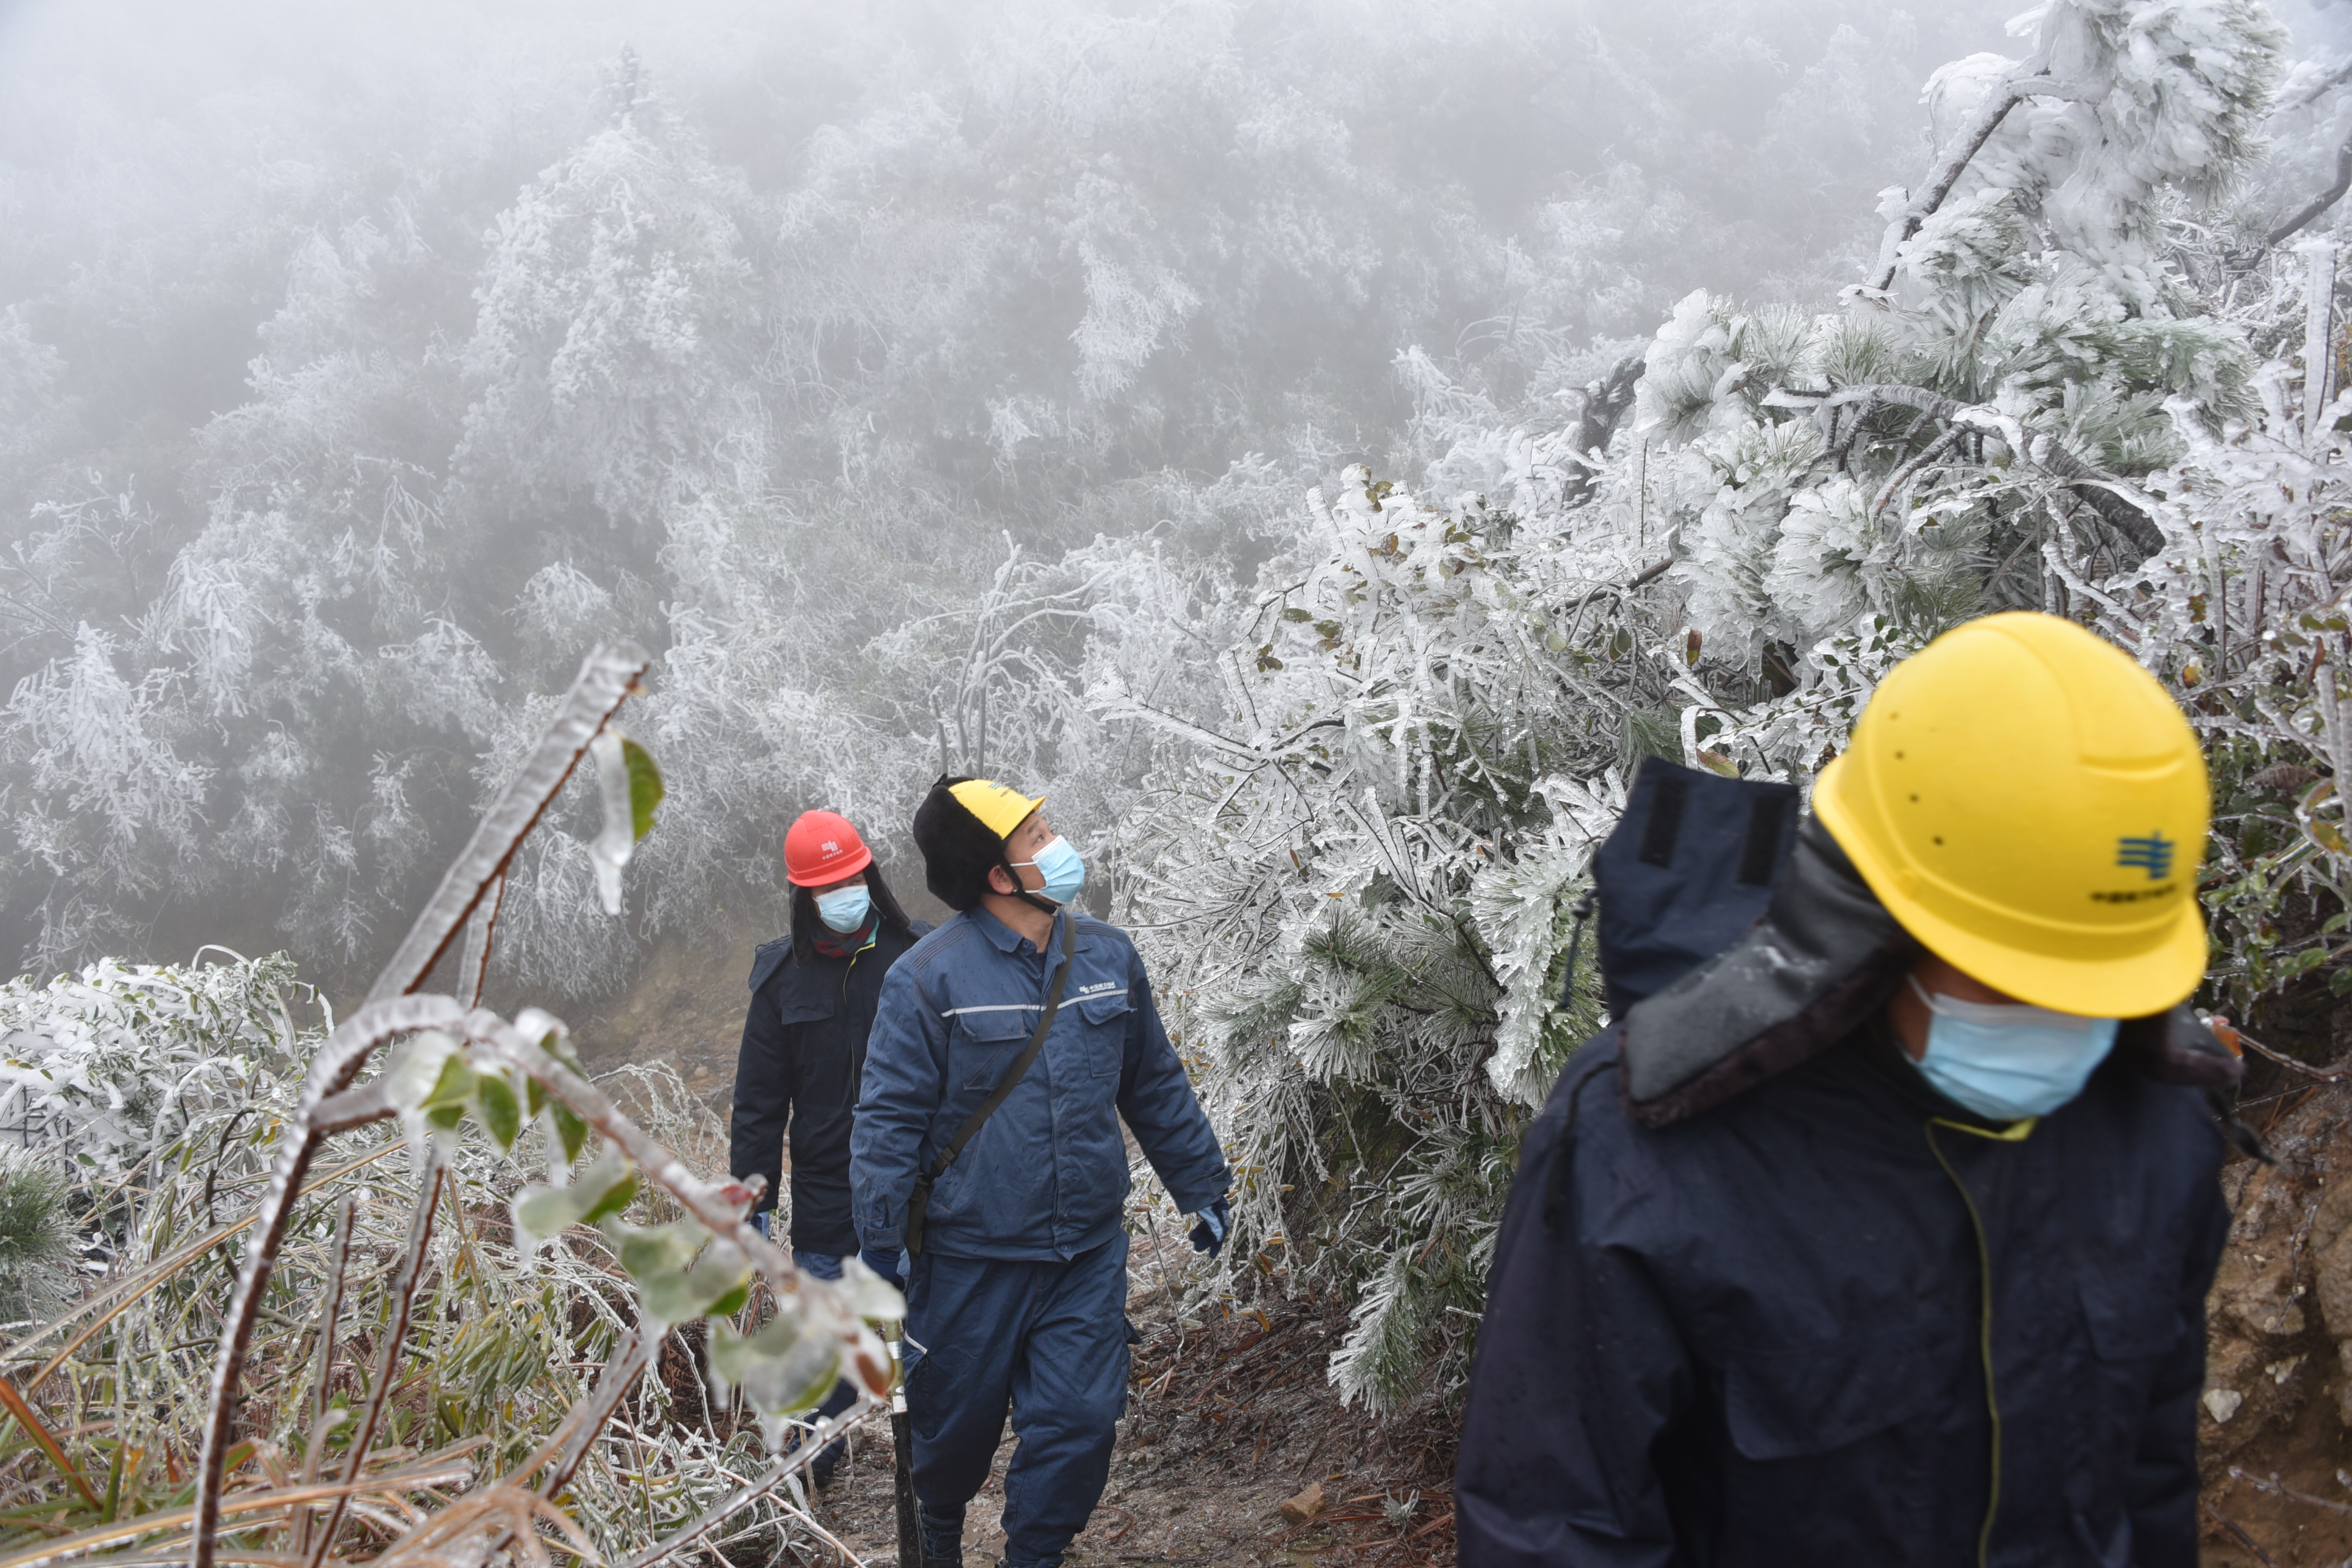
[1906,976,2120,1121]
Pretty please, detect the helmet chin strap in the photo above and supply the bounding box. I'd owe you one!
[998,854,1063,916]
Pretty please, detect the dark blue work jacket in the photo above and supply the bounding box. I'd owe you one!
[1455,1024,2228,1567]
[850,905,1228,1261]
[729,918,928,1256]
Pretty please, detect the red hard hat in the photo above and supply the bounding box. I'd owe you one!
[783,810,874,887]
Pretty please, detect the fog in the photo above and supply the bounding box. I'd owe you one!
[0,0,2333,1002]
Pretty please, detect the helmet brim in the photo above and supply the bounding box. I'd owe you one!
[787,843,873,888]
[1815,768,2207,1018]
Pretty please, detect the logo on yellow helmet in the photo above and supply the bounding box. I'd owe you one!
[2116,833,2174,880]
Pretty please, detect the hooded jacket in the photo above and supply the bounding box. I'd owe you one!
[1455,820,2239,1568]
[850,905,1228,1261]
[729,917,928,1256]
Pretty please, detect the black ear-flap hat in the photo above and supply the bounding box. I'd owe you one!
[911,775,1045,911]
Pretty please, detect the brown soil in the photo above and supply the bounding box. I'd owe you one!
[573,927,766,1106]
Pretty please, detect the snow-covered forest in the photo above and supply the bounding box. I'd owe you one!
[14,0,2352,1529]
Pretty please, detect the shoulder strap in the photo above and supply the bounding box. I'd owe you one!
[904,913,1076,1257]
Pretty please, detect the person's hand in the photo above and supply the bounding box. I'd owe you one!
[1189,1197,1230,1259]
[749,1211,770,1239]
[860,1245,907,1288]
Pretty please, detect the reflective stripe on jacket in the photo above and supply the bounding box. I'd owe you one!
[850,905,1229,1261]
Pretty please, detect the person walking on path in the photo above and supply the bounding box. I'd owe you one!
[729,807,929,1489]
[851,776,1231,1568]
[1457,612,2243,1567]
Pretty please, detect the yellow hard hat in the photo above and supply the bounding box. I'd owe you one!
[1811,611,2209,1017]
[947,778,1045,841]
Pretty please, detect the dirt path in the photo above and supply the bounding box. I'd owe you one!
[786,1212,1458,1567]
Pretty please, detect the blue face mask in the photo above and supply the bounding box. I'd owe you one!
[815,885,872,934]
[1907,976,2119,1122]
[1010,836,1087,906]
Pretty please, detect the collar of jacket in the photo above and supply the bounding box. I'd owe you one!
[967,903,1071,957]
[749,920,926,997]
[1619,815,2246,1129]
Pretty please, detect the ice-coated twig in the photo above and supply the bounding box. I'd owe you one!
[1865,68,2105,295]
[2270,131,2352,247]
[199,642,653,1568]
[303,1145,446,1568]
[195,995,470,1568]
[293,1194,360,1557]
[457,875,505,1011]
[524,1327,653,1499]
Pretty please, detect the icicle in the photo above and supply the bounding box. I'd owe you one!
[2300,237,2337,444]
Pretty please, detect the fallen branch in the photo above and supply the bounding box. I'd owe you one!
[2231,1465,2352,1517]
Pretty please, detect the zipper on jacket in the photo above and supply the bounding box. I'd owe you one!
[1924,1114,2036,1568]
[842,929,879,1099]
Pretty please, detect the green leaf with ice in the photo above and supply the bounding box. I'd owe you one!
[511,1147,638,1252]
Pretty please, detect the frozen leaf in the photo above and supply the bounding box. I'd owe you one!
[586,728,663,916]
[638,1239,752,1326]
[605,1216,707,1280]
[473,1071,521,1149]
[511,1147,637,1252]
[840,1253,909,1321]
[383,1031,461,1113]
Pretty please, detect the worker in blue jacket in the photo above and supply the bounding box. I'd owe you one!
[850,776,1230,1568]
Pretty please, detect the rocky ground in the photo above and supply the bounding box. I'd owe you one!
[2192,1058,2352,1567]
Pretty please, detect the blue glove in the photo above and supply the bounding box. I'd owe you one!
[750,1211,770,1239]
[1189,1197,1230,1259]
[860,1246,908,1288]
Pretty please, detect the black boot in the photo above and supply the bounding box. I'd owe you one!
[916,1502,965,1568]
[808,1432,846,1491]
[804,1378,858,1491]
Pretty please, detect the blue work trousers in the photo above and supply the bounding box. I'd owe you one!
[904,1232,1130,1565]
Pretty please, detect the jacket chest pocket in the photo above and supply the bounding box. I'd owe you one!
[1722,1322,1963,1462]
[1073,991,1131,1077]
[949,1010,1036,1091]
